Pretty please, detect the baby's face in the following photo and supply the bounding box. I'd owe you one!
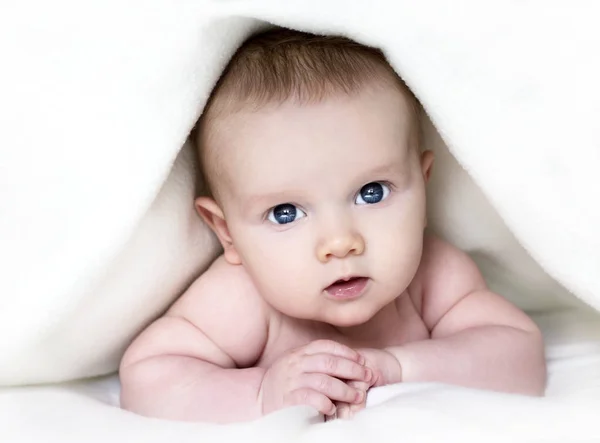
[204,85,432,327]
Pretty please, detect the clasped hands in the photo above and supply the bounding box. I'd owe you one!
[258,340,402,420]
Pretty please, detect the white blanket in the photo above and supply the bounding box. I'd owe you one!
[2,309,600,442]
[1,0,600,441]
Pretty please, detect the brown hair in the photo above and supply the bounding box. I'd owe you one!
[195,27,419,197]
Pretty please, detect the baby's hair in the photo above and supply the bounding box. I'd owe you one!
[194,27,421,198]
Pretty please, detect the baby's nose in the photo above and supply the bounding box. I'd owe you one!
[316,231,365,263]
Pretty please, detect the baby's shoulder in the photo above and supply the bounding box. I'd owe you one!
[168,255,271,366]
[409,232,487,328]
[412,233,483,290]
[418,232,482,279]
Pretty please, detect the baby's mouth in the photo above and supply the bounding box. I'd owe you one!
[325,277,369,300]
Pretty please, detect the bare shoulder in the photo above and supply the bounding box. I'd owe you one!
[168,255,271,365]
[419,233,485,288]
[121,256,270,370]
[412,232,539,337]
[410,232,487,329]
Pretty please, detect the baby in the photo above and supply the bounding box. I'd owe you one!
[119,29,546,423]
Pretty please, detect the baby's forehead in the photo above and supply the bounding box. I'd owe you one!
[196,28,422,198]
[204,85,417,195]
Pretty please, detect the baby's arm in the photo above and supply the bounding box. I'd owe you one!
[119,257,270,423]
[387,235,546,395]
[120,257,369,423]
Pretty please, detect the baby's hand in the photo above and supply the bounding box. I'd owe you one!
[258,340,371,417]
[331,348,402,420]
[330,379,370,421]
[357,348,402,387]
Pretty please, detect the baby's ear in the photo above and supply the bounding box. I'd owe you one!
[420,150,434,183]
[195,197,241,265]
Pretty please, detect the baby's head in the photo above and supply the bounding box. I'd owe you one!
[195,28,433,327]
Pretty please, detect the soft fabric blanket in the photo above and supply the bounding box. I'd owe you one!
[2,309,600,442]
[1,0,600,441]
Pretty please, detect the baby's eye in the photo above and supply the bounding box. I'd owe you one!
[267,203,307,225]
[355,182,390,205]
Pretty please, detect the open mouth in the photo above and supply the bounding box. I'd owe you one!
[325,277,369,300]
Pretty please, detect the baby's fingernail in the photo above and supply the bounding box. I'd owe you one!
[355,390,365,403]
[358,355,365,365]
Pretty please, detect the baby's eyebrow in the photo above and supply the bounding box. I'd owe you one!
[237,162,405,214]
[353,162,406,184]
[363,163,398,177]
[239,190,301,213]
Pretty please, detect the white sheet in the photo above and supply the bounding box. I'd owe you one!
[2,309,600,442]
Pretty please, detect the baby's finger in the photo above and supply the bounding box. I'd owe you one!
[301,353,371,382]
[347,379,371,391]
[287,388,336,416]
[335,402,352,420]
[303,340,363,363]
[300,373,365,404]
[348,401,367,417]
[336,402,365,420]
[346,380,368,418]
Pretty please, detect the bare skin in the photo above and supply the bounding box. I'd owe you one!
[119,84,546,423]
[120,235,545,423]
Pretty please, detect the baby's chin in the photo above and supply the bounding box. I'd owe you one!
[317,303,383,328]
[275,295,394,328]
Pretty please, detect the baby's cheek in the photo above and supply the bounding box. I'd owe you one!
[246,253,315,314]
[367,223,423,292]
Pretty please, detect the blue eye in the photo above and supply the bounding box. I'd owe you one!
[355,182,390,205]
[267,203,307,225]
